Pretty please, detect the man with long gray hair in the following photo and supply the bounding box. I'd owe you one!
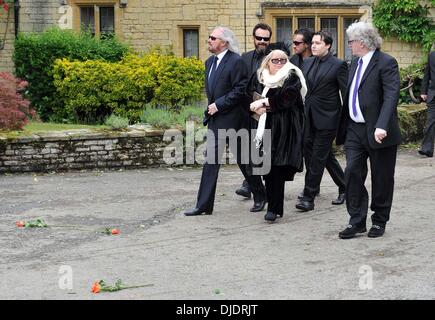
[336,22,401,239]
[184,26,260,216]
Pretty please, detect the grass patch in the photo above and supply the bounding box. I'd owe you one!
[0,121,109,138]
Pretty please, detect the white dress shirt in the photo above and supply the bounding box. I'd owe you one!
[348,50,375,123]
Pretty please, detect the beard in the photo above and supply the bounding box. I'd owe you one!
[255,44,268,54]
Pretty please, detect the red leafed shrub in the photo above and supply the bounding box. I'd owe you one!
[0,0,10,15]
[0,72,36,130]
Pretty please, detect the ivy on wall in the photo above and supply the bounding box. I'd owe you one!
[373,0,434,52]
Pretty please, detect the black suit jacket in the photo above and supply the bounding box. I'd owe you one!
[203,50,248,132]
[336,50,402,149]
[421,51,435,102]
[302,54,348,130]
[241,50,263,78]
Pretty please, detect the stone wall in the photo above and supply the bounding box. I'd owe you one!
[0,128,181,173]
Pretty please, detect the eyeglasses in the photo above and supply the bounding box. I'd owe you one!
[254,35,271,42]
[271,58,287,65]
[347,39,358,45]
[208,36,220,41]
[293,40,304,46]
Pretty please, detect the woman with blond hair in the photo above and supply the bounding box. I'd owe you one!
[249,49,307,222]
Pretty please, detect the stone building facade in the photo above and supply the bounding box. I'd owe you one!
[0,0,432,73]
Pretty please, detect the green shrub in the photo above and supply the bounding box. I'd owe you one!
[399,62,425,104]
[140,106,175,129]
[13,27,129,121]
[104,114,129,129]
[53,53,204,124]
[173,105,204,127]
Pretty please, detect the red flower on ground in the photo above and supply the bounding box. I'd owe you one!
[16,221,25,227]
[111,229,120,235]
[91,281,101,293]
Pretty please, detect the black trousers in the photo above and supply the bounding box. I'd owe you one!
[303,122,345,201]
[344,121,398,227]
[263,166,287,216]
[420,99,435,155]
[196,130,266,211]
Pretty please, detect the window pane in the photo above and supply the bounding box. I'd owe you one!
[343,18,357,63]
[183,29,199,58]
[80,7,95,36]
[321,18,337,56]
[276,18,292,53]
[100,7,115,38]
[298,18,315,31]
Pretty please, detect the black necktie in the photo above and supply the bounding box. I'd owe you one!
[208,56,218,89]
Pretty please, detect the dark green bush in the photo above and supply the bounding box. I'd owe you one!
[13,27,129,121]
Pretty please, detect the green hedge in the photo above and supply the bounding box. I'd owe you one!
[52,53,205,124]
[13,27,129,121]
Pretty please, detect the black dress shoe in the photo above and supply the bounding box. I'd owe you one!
[418,150,433,157]
[264,211,277,222]
[298,190,320,199]
[183,208,212,216]
[235,185,252,199]
[331,192,346,205]
[250,200,266,212]
[338,224,367,239]
[295,199,314,211]
[368,224,385,238]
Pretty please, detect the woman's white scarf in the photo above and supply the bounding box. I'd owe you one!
[254,61,307,149]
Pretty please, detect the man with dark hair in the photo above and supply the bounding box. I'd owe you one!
[232,23,271,212]
[296,31,347,212]
[289,28,314,69]
[418,50,435,158]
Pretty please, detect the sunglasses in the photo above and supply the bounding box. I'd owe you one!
[254,35,271,42]
[271,58,287,65]
[293,41,304,46]
[208,36,220,41]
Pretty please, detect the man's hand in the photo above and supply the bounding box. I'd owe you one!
[207,103,218,115]
[421,94,427,102]
[374,128,387,144]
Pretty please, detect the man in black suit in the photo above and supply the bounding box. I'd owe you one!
[418,50,435,158]
[233,23,270,210]
[295,31,347,212]
[184,26,263,216]
[337,22,401,238]
[290,29,344,202]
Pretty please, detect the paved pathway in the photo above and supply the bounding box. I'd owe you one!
[0,149,434,299]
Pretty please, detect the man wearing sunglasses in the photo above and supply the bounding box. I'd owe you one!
[184,26,263,216]
[289,28,314,69]
[232,23,272,211]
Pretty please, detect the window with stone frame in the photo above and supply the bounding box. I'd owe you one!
[70,0,119,39]
[183,29,199,58]
[263,5,363,62]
